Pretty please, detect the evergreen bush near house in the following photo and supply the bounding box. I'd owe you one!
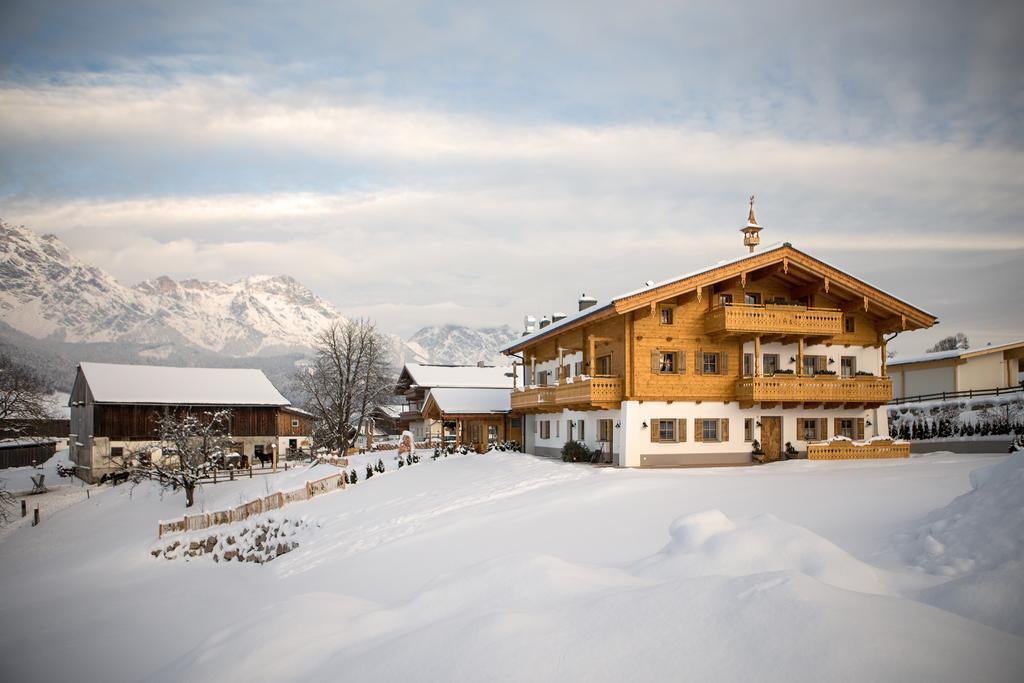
[365,465,374,479]
[1010,434,1024,453]
[561,440,590,463]
[784,442,798,458]
[375,459,385,473]
[751,439,765,463]
[349,469,357,483]
[397,458,404,468]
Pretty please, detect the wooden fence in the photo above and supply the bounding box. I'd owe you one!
[888,384,1022,406]
[158,471,346,538]
[0,441,58,469]
[807,439,910,460]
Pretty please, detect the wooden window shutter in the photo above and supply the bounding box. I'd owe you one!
[678,350,686,374]
[721,418,729,442]
[797,418,805,436]
[651,350,660,373]
[694,419,703,442]
[818,418,828,440]
[694,349,703,375]
[856,418,865,441]
[651,421,659,443]
[677,418,687,442]
[534,419,538,434]
[720,352,729,375]
[834,418,842,437]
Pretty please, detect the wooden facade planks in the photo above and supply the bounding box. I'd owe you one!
[93,405,283,440]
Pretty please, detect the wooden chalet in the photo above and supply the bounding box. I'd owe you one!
[502,200,937,466]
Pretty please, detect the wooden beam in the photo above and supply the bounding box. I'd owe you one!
[792,280,824,299]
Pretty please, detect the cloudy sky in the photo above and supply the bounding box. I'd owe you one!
[1,0,1022,354]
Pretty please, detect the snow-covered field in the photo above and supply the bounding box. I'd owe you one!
[1,449,1023,682]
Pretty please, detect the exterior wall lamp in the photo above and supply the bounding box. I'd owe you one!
[642,421,648,429]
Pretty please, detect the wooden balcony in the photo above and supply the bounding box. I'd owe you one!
[510,386,558,414]
[398,409,422,423]
[736,374,892,408]
[705,303,843,339]
[807,439,910,460]
[555,376,624,410]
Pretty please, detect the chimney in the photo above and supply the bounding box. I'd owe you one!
[551,312,567,323]
[578,293,598,311]
[477,361,487,367]
[741,194,763,253]
[538,316,552,329]
[523,315,537,335]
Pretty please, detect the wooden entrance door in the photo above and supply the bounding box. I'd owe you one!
[761,417,782,462]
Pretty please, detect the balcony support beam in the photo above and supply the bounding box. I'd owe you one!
[754,335,762,377]
[797,338,804,376]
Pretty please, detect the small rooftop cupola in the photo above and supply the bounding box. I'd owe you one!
[741,195,763,253]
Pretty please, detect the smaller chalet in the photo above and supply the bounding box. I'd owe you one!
[396,363,518,451]
[68,362,314,482]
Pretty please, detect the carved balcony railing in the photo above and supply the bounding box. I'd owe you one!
[510,386,558,413]
[555,376,624,410]
[736,374,892,407]
[705,303,843,338]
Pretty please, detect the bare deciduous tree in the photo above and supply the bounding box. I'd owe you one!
[293,319,395,454]
[116,408,234,508]
[0,352,54,439]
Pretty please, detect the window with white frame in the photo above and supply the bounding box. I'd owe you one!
[702,419,719,442]
[660,305,674,325]
[744,418,754,441]
[540,421,551,439]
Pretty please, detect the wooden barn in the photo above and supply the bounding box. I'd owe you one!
[68,362,315,482]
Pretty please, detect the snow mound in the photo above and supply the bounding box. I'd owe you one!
[635,509,888,594]
[906,452,1024,577]
[902,453,1024,634]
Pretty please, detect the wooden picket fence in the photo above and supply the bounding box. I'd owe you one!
[158,471,346,538]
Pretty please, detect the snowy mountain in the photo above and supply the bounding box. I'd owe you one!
[405,324,517,366]
[0,222,515,374]
[0,221,347,356]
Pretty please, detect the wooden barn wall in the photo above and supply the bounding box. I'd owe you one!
[93,405,281,440]
[277,413,314,436]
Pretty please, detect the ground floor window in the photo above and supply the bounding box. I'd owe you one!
[800,418,823,441]
[540,421,551,439]
[577,420,585,441]
[598,419,613,442]
[656,419,677,443]
[839,418,855,439]
[744,418,754,442]
[702,419,719,442]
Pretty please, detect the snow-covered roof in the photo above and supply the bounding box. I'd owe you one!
[75,362,290,406]
[424,387,511,415]
[401,363,514,389]
[889,339,1024,367]
[502,241,937,354]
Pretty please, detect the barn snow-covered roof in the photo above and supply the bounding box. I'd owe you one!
[74,362,290,406]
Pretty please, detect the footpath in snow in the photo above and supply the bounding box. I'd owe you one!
[0,448,1022,682]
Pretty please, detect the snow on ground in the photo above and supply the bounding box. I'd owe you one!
[0,451,1022,682]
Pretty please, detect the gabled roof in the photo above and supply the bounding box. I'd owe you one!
[502,242,938,354]
[422,387,511,417]
[889,339,1024,367]
[398,363,514,390]
[72,362,290,406]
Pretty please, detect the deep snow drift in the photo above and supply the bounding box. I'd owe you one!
[1,450,1023,682]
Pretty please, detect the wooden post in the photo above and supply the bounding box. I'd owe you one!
[881,339,888,377]
[512,361,518,389]
[21,499,26,517]
[754,335,762,377]
[230,469,235,481]
[588,334,596,376]
[213,469,217,484]
[797,338,804,376]
[273,444,278,473]
[249,465,253,478]
[32,506,39,527]
[530,356,536,387]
